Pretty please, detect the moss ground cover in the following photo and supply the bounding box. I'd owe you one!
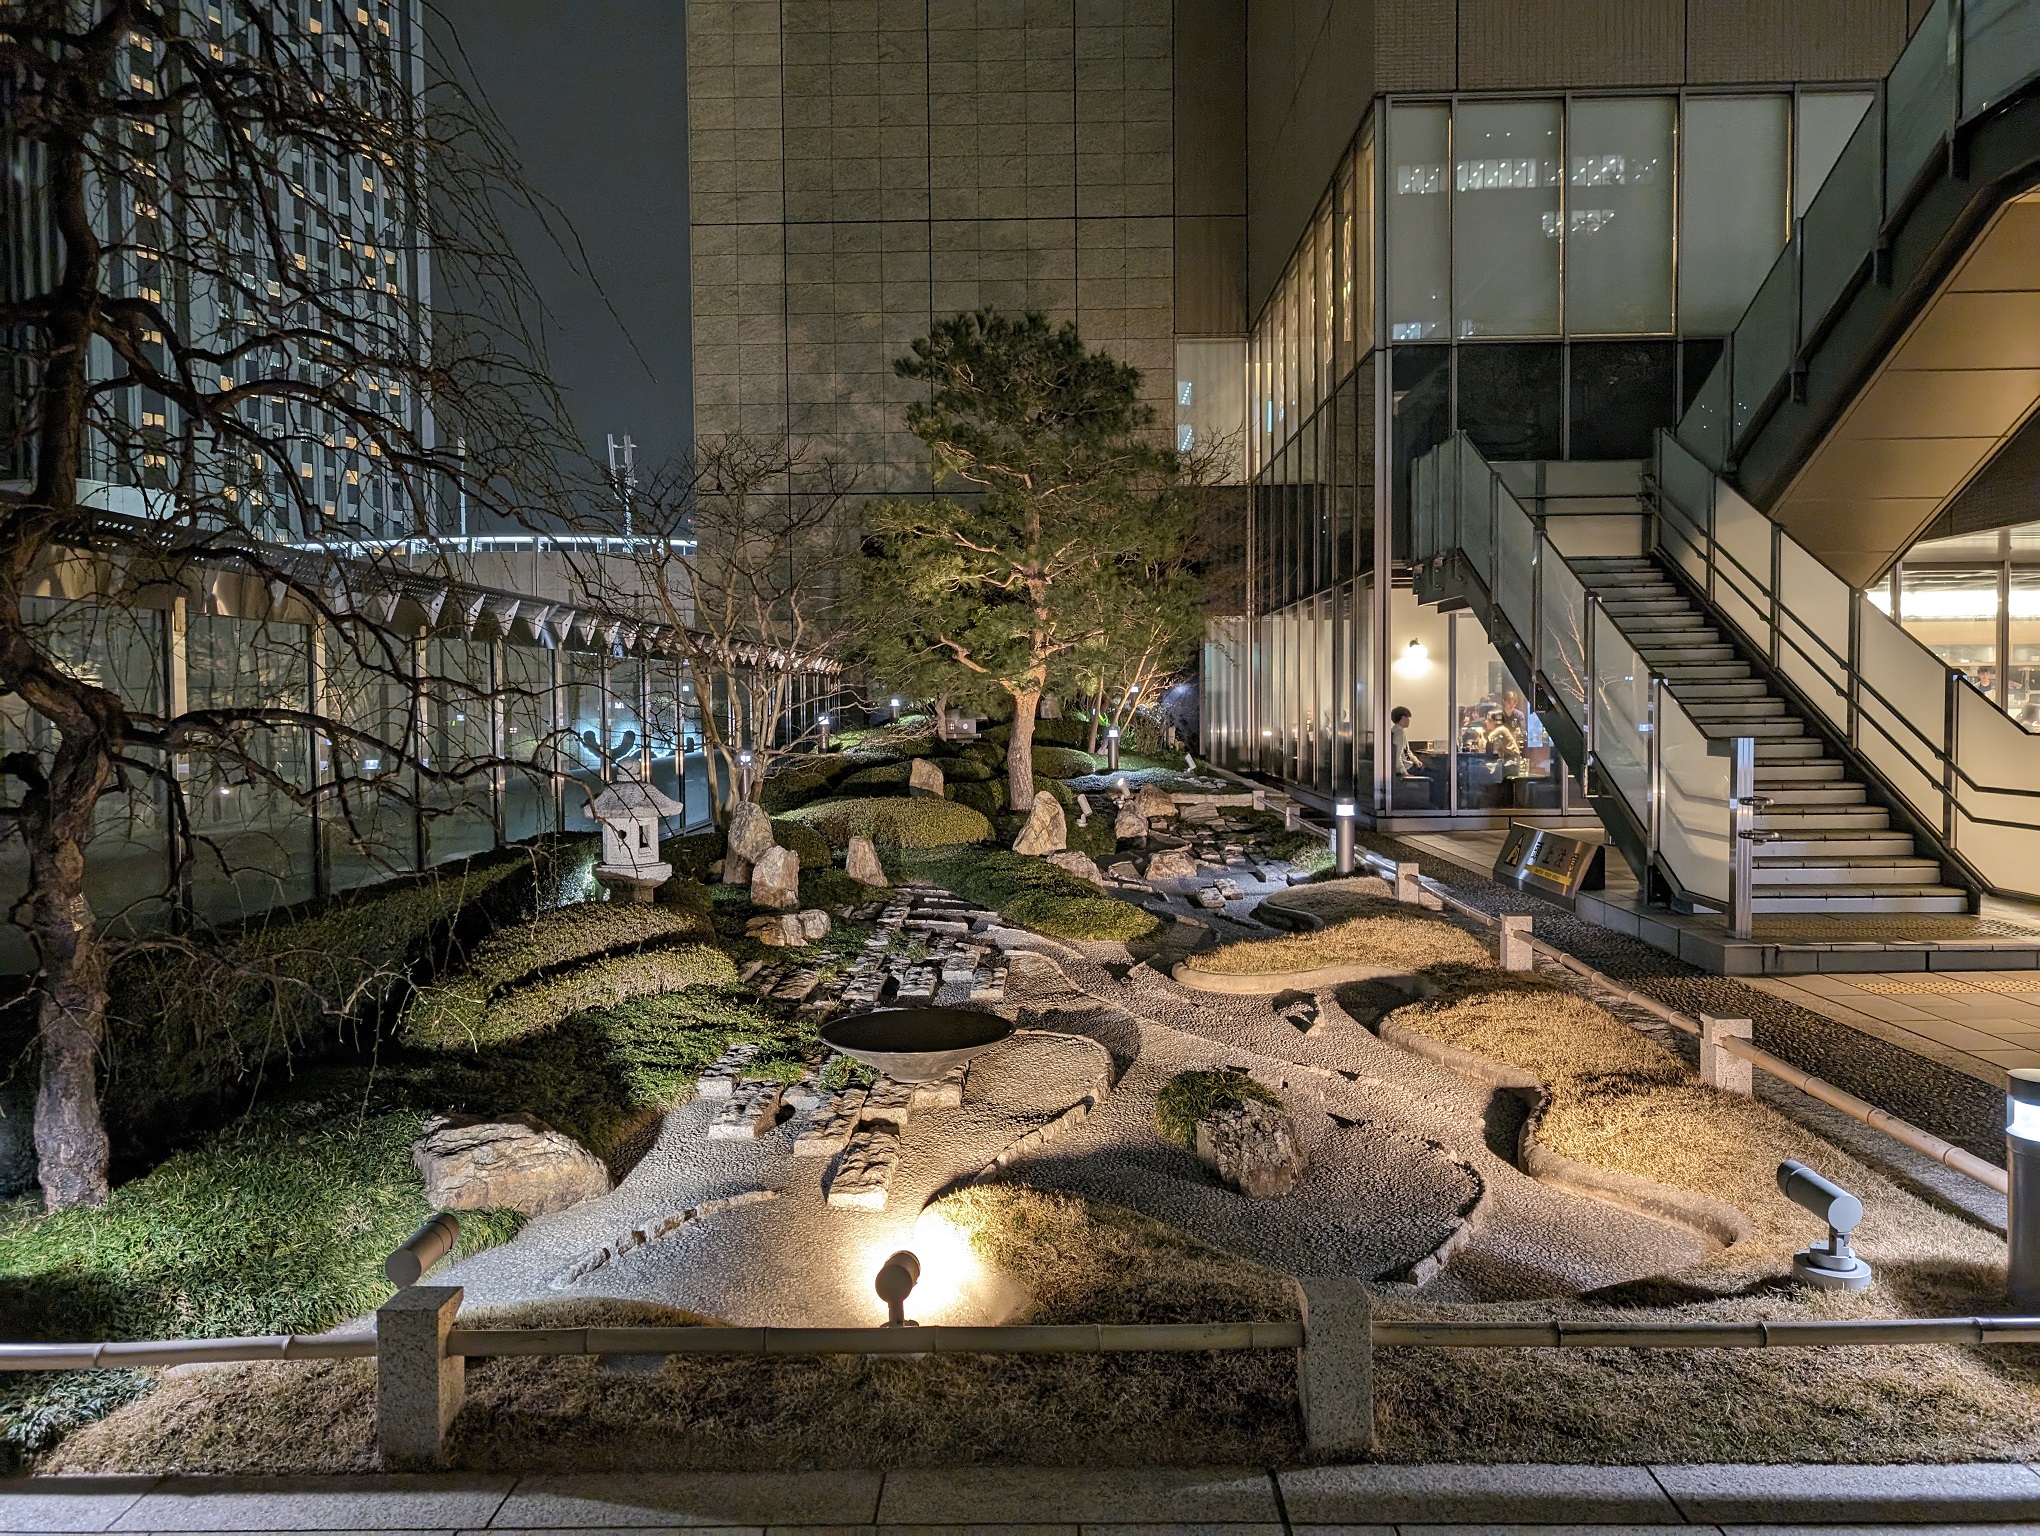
[777,796,992,850]
[1153,1070,1283,1151]
[894,846,1160,943]
[1185,902,1488,974]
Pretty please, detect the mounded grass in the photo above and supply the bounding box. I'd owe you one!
[400,899,728,1051]
[756,754,854,814]
[896,846,1162,943]
[777,796,993,851]
[1153,1070,1283,1151]
[43,1188,1303,1473]
[1031,745,1099,779]
[1184,902,1488,975]
[768,817,833,870]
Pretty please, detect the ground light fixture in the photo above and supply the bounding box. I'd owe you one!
[1334,802,1357,875]
[1776,1159,1873,1291]
[1105,726,1120,772]
[875,1249,921,1326]
[385,1210,461,1288]
[818,713,831,750]
[2009,1067,2040,1305]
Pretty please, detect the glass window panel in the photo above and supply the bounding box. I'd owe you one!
[1353,124,1376,357]
[1570,340,1678,458]
[1901,564,2000,691]
[1795,91,1875,217]
[1387,104,1450,341]
[1391,343,1452,531]
[1315,205,1334,400]
[1386,584,1451,811]
[1458,343,1562,460]
[1679,96,1790,334]
[1176,338,1247,484]
[500,642,557,841]
[1565,97,1674,335]
[1337,153,1355,376]
[1680,337,1725,413]
[1453,99,1561,338]
[2011,568,2040,727]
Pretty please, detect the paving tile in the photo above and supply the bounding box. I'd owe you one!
[875,1469,1276,1525]
[1079,1526,1286,1536]
[1716,1524,2038,1535]
[872,1526,1080,1536]
[1375,1527,1711,1536]
[1277,1465,1675,1525]
[1652,1462,2040,1521]
[473,1529,758,1536]
[0,1477,159,1534]
[111,1477,513,1532]
[493,1474,882,1529]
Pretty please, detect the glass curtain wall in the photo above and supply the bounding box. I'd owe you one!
[1213,86,1874,820]
[1873,523,2040,721]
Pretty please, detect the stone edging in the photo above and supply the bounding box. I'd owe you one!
[959,1093,1102,1188]
[1378,1018,1753,1251]
[548,1189,780,1289]
[1169,959,1428,995]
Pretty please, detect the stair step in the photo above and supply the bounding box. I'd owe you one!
[1673,681,1771,701]
[1639,645,1739,663]
[1715,719,1806,738]
[1756,833,1916,857]
[1753,857,1943,885]
[1755,805,1890,830]
[1602,599,1699,618]
[1752,888,1970,914]
[1657,662,1755,682]
[1684,701,1792,722]
[1749,784,1866,806]
[1755,738,1825,760]
[1754,761,1847,783]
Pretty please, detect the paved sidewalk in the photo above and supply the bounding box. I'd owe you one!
[7,1464,2040,1533]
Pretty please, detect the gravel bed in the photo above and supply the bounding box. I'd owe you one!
[1357,830,2005,1163]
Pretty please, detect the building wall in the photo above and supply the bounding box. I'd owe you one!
[687,0,1177,491]
[1245,0,1920,315]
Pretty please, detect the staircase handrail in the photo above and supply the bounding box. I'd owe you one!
[1679,0,2040,472]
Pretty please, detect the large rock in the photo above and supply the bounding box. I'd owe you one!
[1114,807,1149,841]
[746,912,808,946]
[845,834,889,887]
[908,757,945,798]
[726,800,778,878]
[1145,847,1199,881]
[798,908,832,941]
[750,845,802,910]
[1132,784,1177,820]
[413,1113,610,1216]
[1011,793,1068,855]
[1046,849,1106,886]
[1195,1098,1306,1198]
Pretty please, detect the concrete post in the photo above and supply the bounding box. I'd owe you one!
[377,1284,464,1470]
[1394,862,1422,905]
[1294,1276,1373,1455]
[1698,1015,1754,1095]
[1498,914,1533,971]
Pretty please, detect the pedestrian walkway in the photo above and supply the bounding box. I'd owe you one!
[1752,968,2040,1084]
[8,1464,2040,1533]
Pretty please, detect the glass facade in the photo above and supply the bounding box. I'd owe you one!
[1871,524,2040,721]
[1210,86,1876,822]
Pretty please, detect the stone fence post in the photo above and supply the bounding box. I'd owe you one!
[1295,1276,1373,1454]
[1394,862,1422,905]
[378,1284,464,1469]
[1497,914,1533,971]
[1699,1014,1754,1095]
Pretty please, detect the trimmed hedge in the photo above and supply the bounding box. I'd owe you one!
[401,900,718,1050]
[1154,1070,1284,1151]
[838,763,910,793]
[777,796,993,851]
[770,817,834,870]
[1032,745,1099,779]
[94,836,596,1152]
[757,754,853,814]
[950,779,1007,818]
[461,944,737,1048]
[942,756,994,782]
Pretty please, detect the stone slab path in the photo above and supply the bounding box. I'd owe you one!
[9,1463,2040,1532]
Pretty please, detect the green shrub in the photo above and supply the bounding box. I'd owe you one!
[665,828,725,882]
[1067,810,1120,863]
[1034,775,1078,810]
[1031,718,1089,747]
[960,740,1004,768]
[462,945,737,1048]
[951,779,1007,818]
[801,867,885,910]
[400,901,718,1050]
[1154,1070,1284,1151]
[943,756,995,782]
[96,835,594,1153]
[771,817,834,870]
[778,796,993,851]
[893,846,1161,943]
[758,754,853,814]
[838,763,910,793]
[1032,744,1098,778]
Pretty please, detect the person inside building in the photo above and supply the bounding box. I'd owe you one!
[1390,705,1422,776]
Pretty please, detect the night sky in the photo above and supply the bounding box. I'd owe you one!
[434,1,693,490]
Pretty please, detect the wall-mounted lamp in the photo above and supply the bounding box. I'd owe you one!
[1392,638,1431,679]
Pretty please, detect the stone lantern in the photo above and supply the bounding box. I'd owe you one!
[590,771,685,901]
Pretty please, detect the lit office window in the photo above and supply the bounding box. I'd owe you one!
[1901,564,1999,684]
[1452,100,1560,338]
[1679,96,1790,333]
[1795,91,1875,218]
[1387,103,1450,341]
[1565,97,1674,335]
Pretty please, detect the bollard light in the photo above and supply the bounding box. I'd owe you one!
[386,1210,461,1288]
[1105,726,1120,772]
[1777,1159,1873,1291]
[818,713,831,751]
[875,1249,921,1327]
[1333,802,1357,876]
[2009,1069,2040,1306]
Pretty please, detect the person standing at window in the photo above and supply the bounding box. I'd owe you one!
[1390,705,1421,776]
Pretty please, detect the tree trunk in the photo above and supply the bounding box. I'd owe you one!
[1007,684,1041,810]
[934,693,949,741]
[1084,691,1100,753]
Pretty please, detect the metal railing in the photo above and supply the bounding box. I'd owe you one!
[1412,434,1760,934]
[1653,430,2040,903]
[1681,0,2040,471]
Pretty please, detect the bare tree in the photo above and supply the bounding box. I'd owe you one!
[0,0,581,1208]
[603,436,859,823]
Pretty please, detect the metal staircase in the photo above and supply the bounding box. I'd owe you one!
[1571,556,1965,915]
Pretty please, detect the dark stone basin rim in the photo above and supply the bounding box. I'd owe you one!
[821,1006,1014,1054]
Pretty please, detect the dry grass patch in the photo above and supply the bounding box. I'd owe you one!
[43,1189,1303,1473]
[1259,876,1394,923]
[1187,900,1489,975]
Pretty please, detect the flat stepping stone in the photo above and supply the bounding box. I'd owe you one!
[909,1064,968,1112]
[826,1125,901,1209]
[794,1087,867,1157]
[697,1043,762,1099]
[706,1080,784,1139]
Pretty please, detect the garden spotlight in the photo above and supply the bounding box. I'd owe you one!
[875,1249,921,1327]
[385,1211,461,1288]
[1777,1160,1872,1291]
